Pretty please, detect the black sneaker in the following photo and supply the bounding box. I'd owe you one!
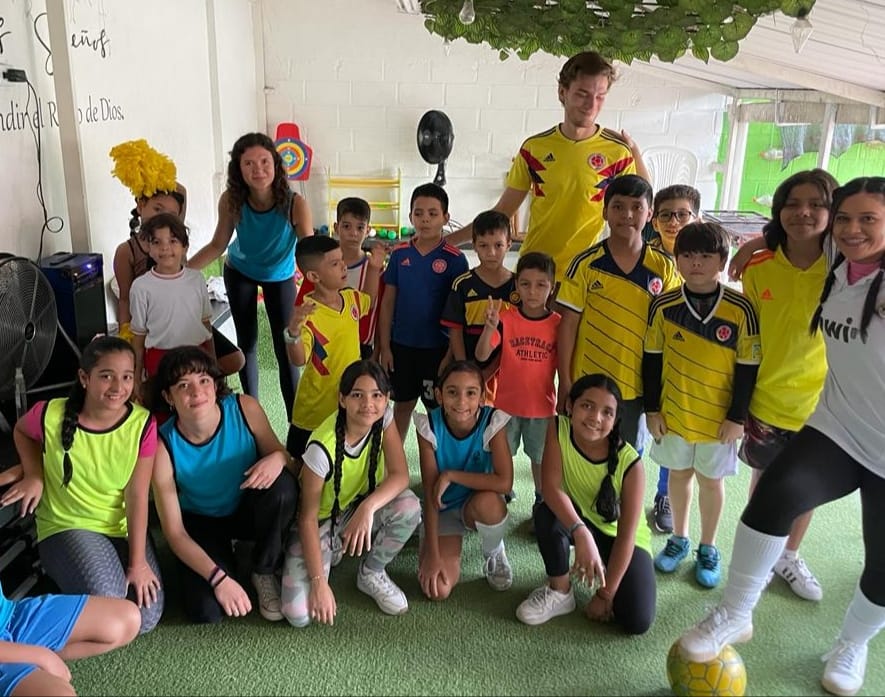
[652,493,673,534]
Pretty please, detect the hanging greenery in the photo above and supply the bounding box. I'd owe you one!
[421,0,816,65]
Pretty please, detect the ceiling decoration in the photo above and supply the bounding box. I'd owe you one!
[420,0,818,64]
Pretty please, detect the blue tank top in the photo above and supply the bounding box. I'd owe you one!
[429,405,495,511]
[0,581,12,633]
[159,394,258,517]
[227,192,298,282]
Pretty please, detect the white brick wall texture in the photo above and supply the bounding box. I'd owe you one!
[261,0,729,229]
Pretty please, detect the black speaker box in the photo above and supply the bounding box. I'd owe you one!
[32,252,108,395]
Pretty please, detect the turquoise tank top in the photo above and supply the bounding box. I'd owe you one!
[227,192,298,282]
[429,405,495,512]
[159,394,258,517]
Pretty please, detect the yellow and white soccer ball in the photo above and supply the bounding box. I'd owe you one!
[666,640,747,696]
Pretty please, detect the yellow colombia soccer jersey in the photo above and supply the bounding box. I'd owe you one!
[742,248,828,431]
[646,285,761,442]
[557,241,679,401]
[506,126,635,283]
[292,288,371,431]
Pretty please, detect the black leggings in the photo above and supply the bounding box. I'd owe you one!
[533,502,656,635]
[224,263,299,420]
[743,426,885,605]
[177,469,297,624]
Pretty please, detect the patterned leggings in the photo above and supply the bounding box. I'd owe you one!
[281,489,421,627]
[38,528,164,634]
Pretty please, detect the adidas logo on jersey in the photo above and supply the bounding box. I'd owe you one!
[467,289,478,298]
[761,288,774,300]
[673,331,685,342]
[400,258,411,266]
[591,280,604,290]
[543,153,555,162]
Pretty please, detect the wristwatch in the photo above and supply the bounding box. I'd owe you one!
[283,327,302,345]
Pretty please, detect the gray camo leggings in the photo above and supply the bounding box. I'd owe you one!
[38,528,164,634]
[281,489,421,627]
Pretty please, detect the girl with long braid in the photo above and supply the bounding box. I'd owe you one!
[2,336,163,635]
[679,177,885,697]
[516,374,655,634]
[281,360,420,627]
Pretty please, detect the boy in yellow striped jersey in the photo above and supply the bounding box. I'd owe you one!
[645,184,703,535]
[643,222,760,589]
[556,174,679,452]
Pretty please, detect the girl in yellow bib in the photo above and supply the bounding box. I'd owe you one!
[516,373,655,634]
[281,360,421,627]
[4,336,162,634]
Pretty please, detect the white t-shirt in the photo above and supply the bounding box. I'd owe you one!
[806,264,885,476]
[130,268,212,349]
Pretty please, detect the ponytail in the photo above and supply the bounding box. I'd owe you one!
[60,383,86,487]
[329,409,346,537]
[593,418,622,523]
[859,263,884,342]
[128,206,140,235]
[809,254,844,336]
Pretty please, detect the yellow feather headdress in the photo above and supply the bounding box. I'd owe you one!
[109,139,177,199]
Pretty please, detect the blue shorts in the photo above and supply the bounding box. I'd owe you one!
[0,593,87,696]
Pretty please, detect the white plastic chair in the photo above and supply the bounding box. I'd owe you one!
[641,146,699,188]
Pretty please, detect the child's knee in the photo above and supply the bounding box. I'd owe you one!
[117,600,142,644]
[619,610,654,636]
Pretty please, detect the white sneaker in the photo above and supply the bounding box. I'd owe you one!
[516,585,576,626]
[482,546,513,591]
[821,638,867,696]
[774,555,823,601]
[251,572,284,621]
[356,564,409,616]
[678,604,753,662]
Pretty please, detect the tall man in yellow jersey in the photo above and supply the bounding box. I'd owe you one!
[447,51,648,286]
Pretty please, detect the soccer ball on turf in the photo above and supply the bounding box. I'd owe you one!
[666,640,747,696]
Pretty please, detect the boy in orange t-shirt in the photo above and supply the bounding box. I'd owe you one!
[477,252,559,509]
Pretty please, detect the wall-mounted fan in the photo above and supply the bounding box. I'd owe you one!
[0,254,58,424]
[417,110,454,187]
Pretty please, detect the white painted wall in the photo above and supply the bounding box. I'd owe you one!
[0,0,258,318]
[260,0,728,232]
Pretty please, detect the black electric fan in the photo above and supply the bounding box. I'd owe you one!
[0,254,58,424]
[417,110,454,187]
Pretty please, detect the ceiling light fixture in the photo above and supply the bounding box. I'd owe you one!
[458,0,476,25]
[790,9,813,54]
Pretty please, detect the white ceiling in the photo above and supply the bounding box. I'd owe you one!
[641,0,885,106]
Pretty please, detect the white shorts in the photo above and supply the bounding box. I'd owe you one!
[650,433,738,479]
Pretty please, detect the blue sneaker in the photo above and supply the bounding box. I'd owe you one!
[654,535,691,573]
[696,544,722,588]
